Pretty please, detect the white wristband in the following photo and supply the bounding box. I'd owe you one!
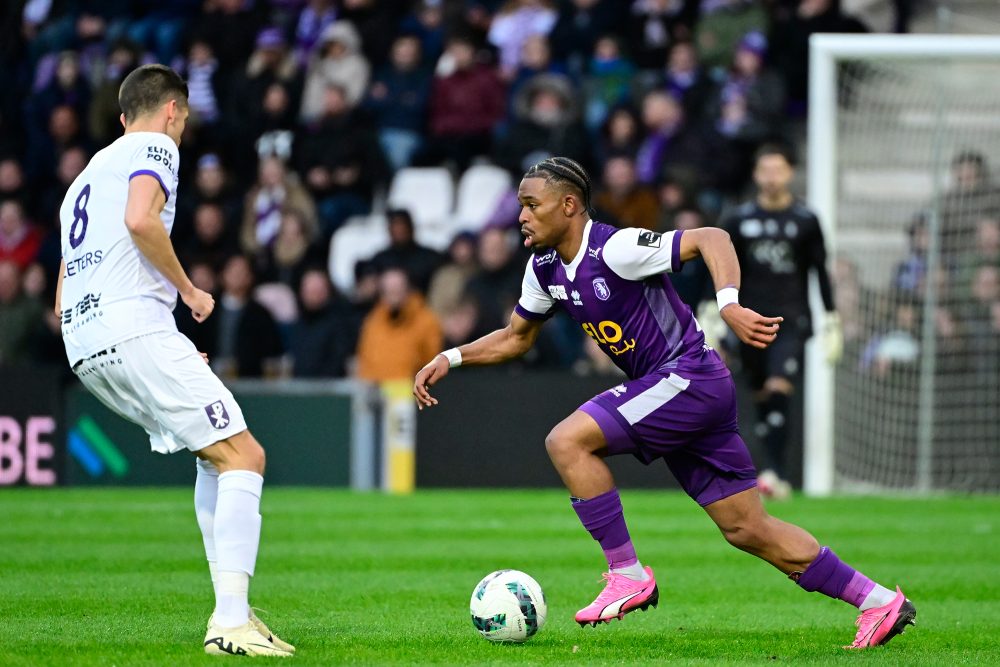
[716,287,739,312]
[440,348,462,368]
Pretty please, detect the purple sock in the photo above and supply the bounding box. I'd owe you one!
[795,546,876,608]
[571,488,637,569]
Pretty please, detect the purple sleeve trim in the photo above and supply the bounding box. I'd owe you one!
[514,303,554,321]
[671,230,684,272]
[129,169,170,201]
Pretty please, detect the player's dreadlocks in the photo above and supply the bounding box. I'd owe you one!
[524,157,593,216]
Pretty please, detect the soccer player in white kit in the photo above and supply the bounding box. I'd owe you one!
[56,64,293,657]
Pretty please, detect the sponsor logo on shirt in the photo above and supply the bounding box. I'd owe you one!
[636,231,662,248]
[146,145,175,175]
[593,278,611,301]
[548,285,568,300]
[61,292,103,328]
[588,246,602,260]
[534,250,558,266]
[581,320,636,356]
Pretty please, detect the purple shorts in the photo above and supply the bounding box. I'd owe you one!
[580,370,757,506]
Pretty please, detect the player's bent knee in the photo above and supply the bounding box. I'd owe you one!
[544,429,581,463]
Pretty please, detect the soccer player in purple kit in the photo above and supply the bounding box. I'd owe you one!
[413,157,916,648]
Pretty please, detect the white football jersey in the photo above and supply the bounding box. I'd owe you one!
[59,131,181,366]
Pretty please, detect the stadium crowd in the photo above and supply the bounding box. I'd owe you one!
[6,0,984,386]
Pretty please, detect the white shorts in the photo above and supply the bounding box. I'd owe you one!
[73,331,248,454]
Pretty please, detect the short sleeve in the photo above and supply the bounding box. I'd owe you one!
[514,257,556,321]
[602,228,682,281]
[128,134,179,201]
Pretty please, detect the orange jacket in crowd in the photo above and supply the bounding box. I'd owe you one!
[356,293,443,382]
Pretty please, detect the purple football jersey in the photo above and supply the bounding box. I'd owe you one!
[515,221,728,380]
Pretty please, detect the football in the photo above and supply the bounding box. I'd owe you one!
[469,569,547,643]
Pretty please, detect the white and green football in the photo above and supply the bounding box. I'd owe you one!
[469,569,547,643]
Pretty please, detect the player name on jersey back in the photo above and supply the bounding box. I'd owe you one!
[59,132,181,366]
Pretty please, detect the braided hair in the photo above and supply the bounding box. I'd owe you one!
[523,156,594,216]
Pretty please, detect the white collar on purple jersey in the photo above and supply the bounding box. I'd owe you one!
[563,219,594,282]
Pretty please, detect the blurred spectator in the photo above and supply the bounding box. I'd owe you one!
[770,0,868,111]
[212,254,284,378]
[365,33,432,172]
[26,104,86,189]
[582,35,634,131]
[862,296,919,377]
[351,258,380,315]
[356,267,442,381]
[694,0,768,73]
[635,90,707,187]
[0,158,27,212]
[708,31,785,140]
[549,0,624,76]
[428,231,480,318]
[294,0,339,66]
[488,0,558,79]
[595,105,642,167]
[291,267,358,377]
[593,155,660,230]
[300,21,371,121]
[27,51,91,135]
[464,227,522,335]
[892,214,929,296]
[0,260,44,367]
[178,38,227,140]
[228,28,303,176]
[38,144,88,227]
[370,209,444,294]
[627,0,698,71]
[399,0,447,65]
[657,40,712,120]
[175,153,242,247]
[654,174,695,230]
[241,155,318,256]
[87,39,142,145]
[338,0,408,69]
[260,207,323,288]
[494,74,590,177]
[940,151,1000,262]
[421,33,505,172]
[174,258,219,356]
[188,0,261,71]
[955,217,1000,301]
[665,207,710,309]
[0,200,44,269]
[182,201,238,269]
[508,35,568,116]
[963,265,1000,383]
[296,84,384,237]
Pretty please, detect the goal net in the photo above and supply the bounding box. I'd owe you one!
[805,35,1000,495]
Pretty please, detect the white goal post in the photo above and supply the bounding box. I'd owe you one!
[805,34,1000,496]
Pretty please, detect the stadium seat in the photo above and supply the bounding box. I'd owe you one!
[387,167,454,224]
[454,164,512,232]
[253,282,299,324]
[328,214,390,294]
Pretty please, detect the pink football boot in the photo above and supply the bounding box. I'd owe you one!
[575,566,659,627]
[846,586,916,648]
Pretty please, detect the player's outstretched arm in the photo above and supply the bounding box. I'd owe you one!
[413,312,543,409]
[124,175,214,322]
[55,259,65,319]
[679,227,783,349]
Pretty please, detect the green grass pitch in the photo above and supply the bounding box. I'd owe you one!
[2,488,999,665]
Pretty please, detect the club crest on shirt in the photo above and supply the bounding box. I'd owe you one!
[205,401,231,430]
[593,277,611,301]
[637,230,661,248]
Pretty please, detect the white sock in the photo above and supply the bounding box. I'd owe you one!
[194,460,219,599]
[859,584,896,611]
[611,561,649,581]
[213,470,264,628]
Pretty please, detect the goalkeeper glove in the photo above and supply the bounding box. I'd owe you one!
[823,311,844,365]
